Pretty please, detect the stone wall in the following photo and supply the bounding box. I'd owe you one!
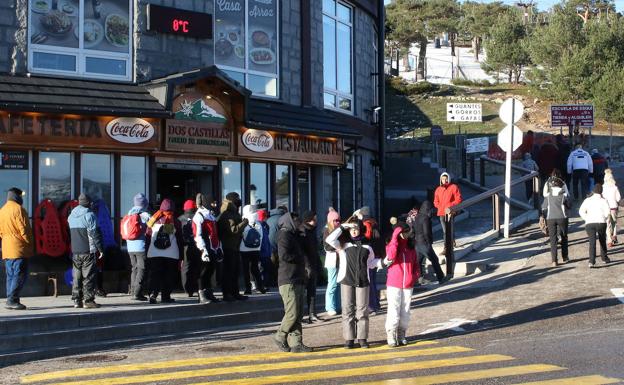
[353,7,377,123]
[0,0,26,75]
[309,0,324,109]
[279,0,302,106]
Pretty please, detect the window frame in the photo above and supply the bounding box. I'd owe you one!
[27,0,134,81]
[322,0,354,115]
[80,152,114,216]
[214,0,280,99]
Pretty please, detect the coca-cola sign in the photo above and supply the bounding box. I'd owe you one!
[241,129,274,153]
[105,118,155,144]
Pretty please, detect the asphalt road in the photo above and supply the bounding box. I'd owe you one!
[3,215,624,385]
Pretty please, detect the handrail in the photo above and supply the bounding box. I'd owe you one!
[480,155,536,174]
[450,171,539,214]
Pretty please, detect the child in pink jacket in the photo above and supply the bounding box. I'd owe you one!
[384,222,420,347]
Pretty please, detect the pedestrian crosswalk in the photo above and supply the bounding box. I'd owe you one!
[19,340,621,385]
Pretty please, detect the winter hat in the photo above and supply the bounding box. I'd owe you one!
[302,210,317,223]
[78,193,91,207]
[257,209,268,222]
[225,192,240,202]
[593,183,603,195]
[389,217,398,225]
[183,199,197,212]
[327,207,340,224]
[592,149,599,155]
[7,187,23,205]
[357,206,370,219]
[133,193,148,209]
[160,198,174,212]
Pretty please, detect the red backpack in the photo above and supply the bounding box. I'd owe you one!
[120,213,143,240]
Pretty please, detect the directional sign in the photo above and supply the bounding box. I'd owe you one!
[497,125,523,153]
[499,98,524,125]
[551,104,594,128]
[446,103,482,122]
[465,137,489,153]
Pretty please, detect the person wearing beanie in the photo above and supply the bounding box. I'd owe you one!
[240,204,266,296]
[354,206,383,314]
[179,199,200,297]
[325,217,383,349]
[591,148,608,186]
[0,187,34,310]
[602,170,621,246]
[266,205,288,287]
[217,191,249,301]
[192,193,222,304]
[299,211,322,323]
[323,207,341,316]
[384,221,420,347]
[414,200,446,283]
[146,199,183,304]
[433,172,462,276]
[68,193,104,308]
[257,209,274,287]
[125,193,151,301]
[579,183,611,268]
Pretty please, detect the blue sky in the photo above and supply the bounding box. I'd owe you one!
[384,0,624,12]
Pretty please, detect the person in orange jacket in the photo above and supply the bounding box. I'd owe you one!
[0,188,34,310]
[433,172,462,277]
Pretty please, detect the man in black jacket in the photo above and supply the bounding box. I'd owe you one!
[300,211,322,324]
[413,201,446,284]
[274,212,312,353]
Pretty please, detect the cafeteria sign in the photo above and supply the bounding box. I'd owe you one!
[166,92,233,154]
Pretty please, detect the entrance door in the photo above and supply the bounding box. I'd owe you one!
[156,164,214,214]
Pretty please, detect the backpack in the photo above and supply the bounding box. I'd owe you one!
[153,228,172,250]
[121,213,143,240]
[181,218,195,246]
[243,225,261,248]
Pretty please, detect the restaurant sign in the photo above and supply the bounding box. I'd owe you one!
[166,92,233,154]
[0,112,160,149]
[237,128,344,166]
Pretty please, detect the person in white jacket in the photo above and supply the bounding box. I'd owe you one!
[602,170,621,246]
[567,144,593,201]
[240,205,266,295]
[579,184,611,268]
[192,193,222,304]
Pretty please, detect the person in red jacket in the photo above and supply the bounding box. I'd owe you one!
[384,222,420,347]
[433,172,462,265]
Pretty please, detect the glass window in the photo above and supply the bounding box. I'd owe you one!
[249,162,268,207]
[296,167,310,213]
[39,152,72,206]
[222,161,243,200]
[120,155,146,216]
[214,0,279,98]
[0,151,31,213]
[275,164,290,209]
[81,153,112,211]
[28,0,133,81]
[323,0,353,114]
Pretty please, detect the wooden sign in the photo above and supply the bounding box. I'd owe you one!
[237,128,344,166]
[0,112,160,150]
[165,92,233,154]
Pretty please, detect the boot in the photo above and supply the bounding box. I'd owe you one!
[387,330,398,347]
[206,289,220,303]
[198,289,210,304]
[397,328,408,346]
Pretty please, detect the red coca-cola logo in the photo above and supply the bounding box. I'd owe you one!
[242,129,274,153]
[106,118,155,144]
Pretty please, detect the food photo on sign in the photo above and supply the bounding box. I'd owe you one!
[30,0,129,53]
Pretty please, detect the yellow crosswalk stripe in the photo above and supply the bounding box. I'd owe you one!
[21,341,438,384]
[46,345,473,385]
[345,364,565,385]
[187,354,517,385]
[512,375,621,385]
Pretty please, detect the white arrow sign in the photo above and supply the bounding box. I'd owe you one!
[497,125,523,153]
[447,103,482,122]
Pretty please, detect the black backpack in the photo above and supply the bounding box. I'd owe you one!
[154,229,172,250]
[243,226,261,248]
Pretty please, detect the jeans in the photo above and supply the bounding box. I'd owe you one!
[572,169,589,200]
[5,258,28,304]
[72,253,97,302]
[147,257,177,299]
[547,218,568,263]
[415,244,445,282]
[181,246,200,295]
[325,267,340,313]
[341,284,370,340]
[586,223,608,264]
[276,283,304,347]
[129,252,147,297]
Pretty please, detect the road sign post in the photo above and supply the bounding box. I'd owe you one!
[498,98,524,239]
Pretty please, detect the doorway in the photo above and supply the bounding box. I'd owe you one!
[156,164,215,214]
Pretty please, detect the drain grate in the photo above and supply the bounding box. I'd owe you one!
[65,354,128,363]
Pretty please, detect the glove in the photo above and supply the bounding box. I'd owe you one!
[383,257,393,267]
[201,249,210,262]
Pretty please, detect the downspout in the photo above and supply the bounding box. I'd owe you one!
[377,0,386,228]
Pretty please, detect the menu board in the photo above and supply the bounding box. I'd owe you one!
[214,0,278,76]
[30,0,130,54]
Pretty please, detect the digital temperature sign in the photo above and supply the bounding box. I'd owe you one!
[147,4,213,39]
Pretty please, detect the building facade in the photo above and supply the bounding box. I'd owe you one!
[0,0,384,241]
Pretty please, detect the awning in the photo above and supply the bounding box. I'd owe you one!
[0,75,170,118]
